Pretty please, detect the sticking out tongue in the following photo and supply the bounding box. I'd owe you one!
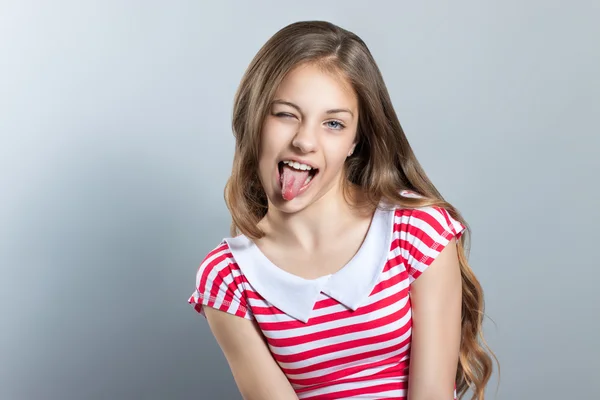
[281,165,309,201]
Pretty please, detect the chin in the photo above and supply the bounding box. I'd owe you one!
[268,181,337,216]
[268,188,315,214]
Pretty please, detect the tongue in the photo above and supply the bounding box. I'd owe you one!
[281,165,309,201]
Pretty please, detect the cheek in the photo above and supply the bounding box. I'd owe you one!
[260,121,293,156]
[259,139,275,166]
[323,141,354,172]
[258,125,284,172]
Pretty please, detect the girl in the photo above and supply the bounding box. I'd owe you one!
[188,20,495,400]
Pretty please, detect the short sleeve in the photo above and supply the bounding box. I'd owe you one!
[395,206,466,284]
[187,241,254,320]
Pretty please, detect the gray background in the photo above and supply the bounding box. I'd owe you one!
[1,1,598,399]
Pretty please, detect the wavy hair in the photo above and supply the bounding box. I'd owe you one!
[223,20,498,399]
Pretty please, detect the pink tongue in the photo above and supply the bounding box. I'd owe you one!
[281,165,309,201]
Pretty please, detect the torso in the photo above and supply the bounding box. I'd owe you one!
[189,191,463,399]
[226,204,415,399]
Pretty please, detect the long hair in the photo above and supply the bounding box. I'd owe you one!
[224,20,497,399]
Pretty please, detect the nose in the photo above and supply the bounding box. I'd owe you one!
[291,123,317,153]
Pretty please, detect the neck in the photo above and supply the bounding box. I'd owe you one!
[262,184,363,251]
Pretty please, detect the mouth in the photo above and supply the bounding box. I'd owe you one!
[277,160,319,201]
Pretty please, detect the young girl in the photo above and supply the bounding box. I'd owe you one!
[188,20,495,400]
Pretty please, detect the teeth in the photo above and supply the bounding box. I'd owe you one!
[304,175,313,185]
[282,160,313,171]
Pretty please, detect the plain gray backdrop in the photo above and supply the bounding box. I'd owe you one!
[1,1,598,399]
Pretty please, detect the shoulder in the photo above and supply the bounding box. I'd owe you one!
[189,238,253,320]
[391,190,466,282]
[393,205,465,242]
[393,190,466,240]
[194,240,239,290]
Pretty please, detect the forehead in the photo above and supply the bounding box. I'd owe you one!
[273,63,357,111]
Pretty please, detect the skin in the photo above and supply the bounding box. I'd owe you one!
[256,62,363,256]
[255,62,371,278]
[204,62,462,399]
[408,238,462,400]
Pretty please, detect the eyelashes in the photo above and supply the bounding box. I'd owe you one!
[273,112,346,130]
[274,112,295,119]
[326,120,345,130]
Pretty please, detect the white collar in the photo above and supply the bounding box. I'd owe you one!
[224,204,395,323]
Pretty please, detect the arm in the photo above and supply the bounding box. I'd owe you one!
[204,306,299,400]
[407,237,462,400]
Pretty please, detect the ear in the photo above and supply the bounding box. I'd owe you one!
[347,143,356,157]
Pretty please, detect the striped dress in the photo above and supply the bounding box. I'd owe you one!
[188,192,465,399]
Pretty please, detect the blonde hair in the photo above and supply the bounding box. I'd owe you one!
[223,20,498,399]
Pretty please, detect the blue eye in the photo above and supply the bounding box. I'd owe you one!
[327,120,345,130]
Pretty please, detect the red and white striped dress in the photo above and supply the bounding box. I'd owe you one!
[188,191,465,399]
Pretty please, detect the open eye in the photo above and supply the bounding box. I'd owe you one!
[326,120,345,130]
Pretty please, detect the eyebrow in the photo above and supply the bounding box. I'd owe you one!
[271,99,355,118]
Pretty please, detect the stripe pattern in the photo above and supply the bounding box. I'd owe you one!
[189,205,465,399]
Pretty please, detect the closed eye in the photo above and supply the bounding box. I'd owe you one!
[274,112,296,119]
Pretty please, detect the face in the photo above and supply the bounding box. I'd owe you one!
[258,63,359,214]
